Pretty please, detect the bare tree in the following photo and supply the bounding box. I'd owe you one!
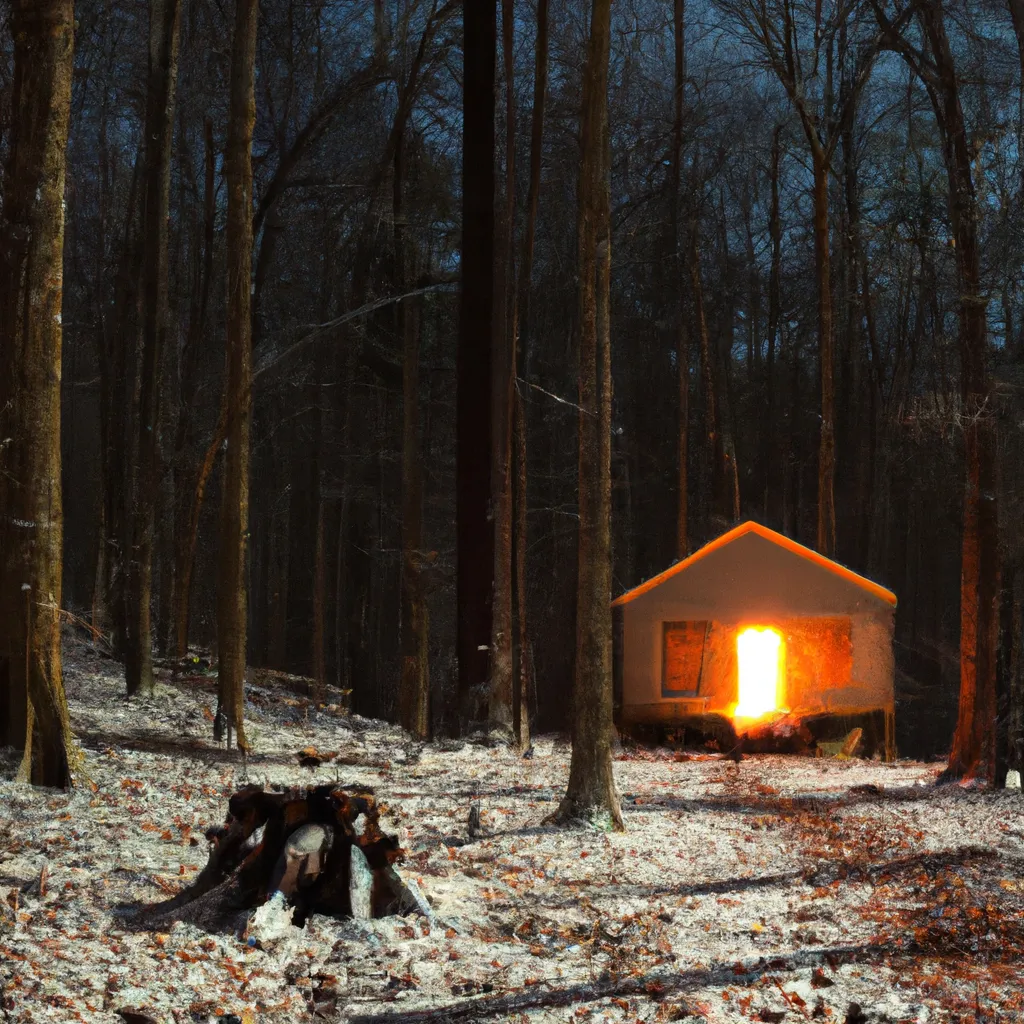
[718,0,888,555]
[510,0,550,749]
[397,27,430,738]
[458,0,496,728]
[490,0,518,741]
[553,0,623,830]
[672,0,690,557]
[0,0,78,787]
[169,117,217,661]
[125,0,183,696]
[214,0,259,751]
[873,0,1000,783]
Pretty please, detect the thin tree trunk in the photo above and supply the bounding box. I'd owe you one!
[102,148,145,660]
[125,0,183,696]
[169,117,217,660]
[172,400,227,658]
[312,495,327,699]
[715,195,742,526]
[92,92,113,636]
[935,10,999,784]
[489,0,517,739]
[812,146,837,558]
[688,215,727,530]
[214,0,258,752]
[509,0,548,749]
[763,125,783,523]
[1008,566,1024,775]
[879,2,1000,783]
[554,0,622,830]
[396,124,430,739]
[334,335,358,703]
[457,0,496,728]
[267,436,291,671]
[0,0,78,787]
[672,0,689,557]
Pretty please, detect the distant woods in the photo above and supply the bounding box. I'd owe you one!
[0,0,1022,785]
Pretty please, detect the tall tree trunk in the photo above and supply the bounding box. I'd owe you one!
[172,400,227,659]
[554,0,622,830]
[689,215,727,531]
[170,117,217,660]
[0,0,78,788]
[396,127,430,739]
[762,125,783,523]
[1008,565,1024,776]
[489,0,517,740]
[873,1,1001,783]
[812,145,837,558]
[267,495,290,670]
[929,7,998,784]
[510,0,549,749]
[457,0,496,728]
[92,92,113,636]
[101,144,145,660]
[311,494,327,697]
[672,0,689,558]
[715,192,742,526]
[125,0,183,696]
[214,0,258,752]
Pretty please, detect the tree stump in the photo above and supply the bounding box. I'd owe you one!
[142,784,419,931]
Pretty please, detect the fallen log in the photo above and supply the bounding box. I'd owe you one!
[141,783,423,931]
[249,666,352,707]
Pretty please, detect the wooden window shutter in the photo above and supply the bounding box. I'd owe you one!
[662,621,709,696]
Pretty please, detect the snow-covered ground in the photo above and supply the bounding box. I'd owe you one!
[2,635,1023,1023]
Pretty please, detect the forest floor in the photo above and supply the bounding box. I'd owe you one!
[2,633,1024,1024]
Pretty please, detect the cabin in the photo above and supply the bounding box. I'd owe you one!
[612,521,897,759]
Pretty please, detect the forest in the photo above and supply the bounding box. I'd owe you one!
[1,0,1024,1020]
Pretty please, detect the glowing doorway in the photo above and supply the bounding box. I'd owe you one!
[735,626,783,720]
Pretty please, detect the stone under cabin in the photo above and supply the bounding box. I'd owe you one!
[612,521,898,759]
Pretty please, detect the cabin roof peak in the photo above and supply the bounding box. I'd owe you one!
[610,520,897,609]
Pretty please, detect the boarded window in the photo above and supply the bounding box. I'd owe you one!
[781,617,853,708]
[662,621,709,696]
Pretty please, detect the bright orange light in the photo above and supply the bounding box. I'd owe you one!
[735,626,782,720]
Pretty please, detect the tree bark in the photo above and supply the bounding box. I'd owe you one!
[812,145,837,558]
[99,151,143,659]
[672,0,689,558]
[457,0,496,728]
[0,0,78,788]
[214,0,259,752]
[874,0,1000,782]
[937,103,998,782]
[169,117,217,660]
[509,0,549,749]
[172,400,227,659]
[125,0,183,696]
[312,495,327,699]
[554,0,622,830]
[489,0,518,740]
[1008,566,1024,776]
[689,213,727,531]
[928,5,998,785]
[91,92,114,637]
[396,125,430,740]
[762,125,783,523]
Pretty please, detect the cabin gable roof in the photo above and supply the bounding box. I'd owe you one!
[611,521,897,611]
